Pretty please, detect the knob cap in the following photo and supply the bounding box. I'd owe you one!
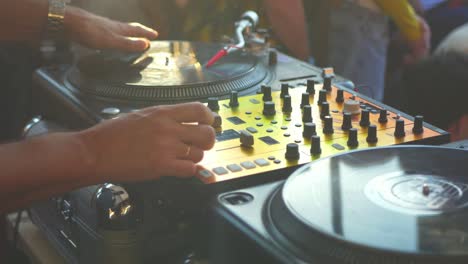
[302,105,313,123]
[347,128,359,147]
[366,124,378,143]
[263,101,276,116]
[360,109,370,127]
[310,135,322,155]
[318,89,327,105]
[379,109,388,123]
[212,113,222,128]
[240,130,254,147]
[300,92,310,108]
[280,83,289,98]
[394,119,406,138]
[323,116,334,134]
[269,50,278,65]
[282,95,292,112]
[208,97,219,111]
[307,79,316,95]
[229,91,239,107]
[343,99,361,115]
[341,112,352,130]
[303,122,317,139]
[336,89,344,103]
[320,102,330,120]
[323,76,332,92]
[285,143,300,160]
[262,85,272,101]
[412,115,424,134]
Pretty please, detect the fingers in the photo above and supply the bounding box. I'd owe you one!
[178,124,216,150]
[183,145,204,163]
[111,35,151,52]
[126,22,159,40]
[143,102,215,125]
[162,160,197,178]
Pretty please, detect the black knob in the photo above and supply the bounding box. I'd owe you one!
[360,109,370,127]
[320,102,330,120]
[336,88,344,103]
[323,76,332,92]
[262,85,272,101]
[323,116,334,134]
[208,97,219,111]
[302,105,313,123]
[282,95,292,112]
[269,50,278,65]
[285,143,300,160]
[366,124,378,143]
[307,80,316,95]
[263,101,276,116]
[318,89,327,105]
[347,128,359,147]
[379,109,388,123]
[413,115,424,134]
[303,122,316,139]
[280,83,289,98]
[341,112,352,130]
[229,91,239,107]
[310,135,322,155]
[300,92,310,108]
[394,119,406,138]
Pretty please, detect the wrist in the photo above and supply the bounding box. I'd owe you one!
[70,130,98,180]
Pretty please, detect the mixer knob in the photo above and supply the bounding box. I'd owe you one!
[263,101,276,116]
[303,122,317,139]
[269,50,278,66]
[318,89,327,105]
[341,112,352,131]
[307,79,316,95]
[282,95,292,113]
[347,128,359,147]
[285,143,300,160]
[208,97,220,111]
[366,124,378,143]
[229,91,239,107]
[412,115,424,134]
[302,105,313,123]
[378,109,388,123]
[262,85,272,101]
[280,83,290,98]
[240,130,254,147]
[323,76,332,92]
[359,109,370,127]
[320,102,330,120]
[323,116,334,134]
[336,88,344,103]
[310,135,322,155]
[212,113,222,128]
[343,99,361,115]
[394,119,406,138]
[300,92,310,108]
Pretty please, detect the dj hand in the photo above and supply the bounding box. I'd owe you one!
[64,6,158,52]
[404,15,431,65]
[77,102,216,182]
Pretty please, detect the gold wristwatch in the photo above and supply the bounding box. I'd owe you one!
[41,0,71,54]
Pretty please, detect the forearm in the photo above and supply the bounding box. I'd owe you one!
[263,0,310,60]
[375,0,421,41]
[0,0,48,42]
[0,132,96,213]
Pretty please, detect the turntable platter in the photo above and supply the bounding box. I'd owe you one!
[67,41,270,102]
[266,146,468,264]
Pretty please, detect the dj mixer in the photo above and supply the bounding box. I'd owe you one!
[197,82,447,185]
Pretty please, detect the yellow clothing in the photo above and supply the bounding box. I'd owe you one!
[374,0,422,41]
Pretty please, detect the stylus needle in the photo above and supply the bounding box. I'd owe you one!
[206,48,228,68]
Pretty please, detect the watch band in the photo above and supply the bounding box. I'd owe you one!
[42,0,70,52]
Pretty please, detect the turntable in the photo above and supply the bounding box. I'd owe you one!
[213,146,468,264]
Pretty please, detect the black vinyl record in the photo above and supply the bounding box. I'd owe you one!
[265,146,468,264]
[67,41,269,102]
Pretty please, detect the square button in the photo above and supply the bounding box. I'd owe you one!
[198,170,214,178]
[213,167,229,175]
[254,158,270,167]
[227,164,243,172]
[240,161,257,169]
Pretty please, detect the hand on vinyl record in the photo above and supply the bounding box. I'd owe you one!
[77,102,216,181]
[64,6,158,52]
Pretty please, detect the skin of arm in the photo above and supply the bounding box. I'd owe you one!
[0,103,216,214]
[263,0,310,60]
